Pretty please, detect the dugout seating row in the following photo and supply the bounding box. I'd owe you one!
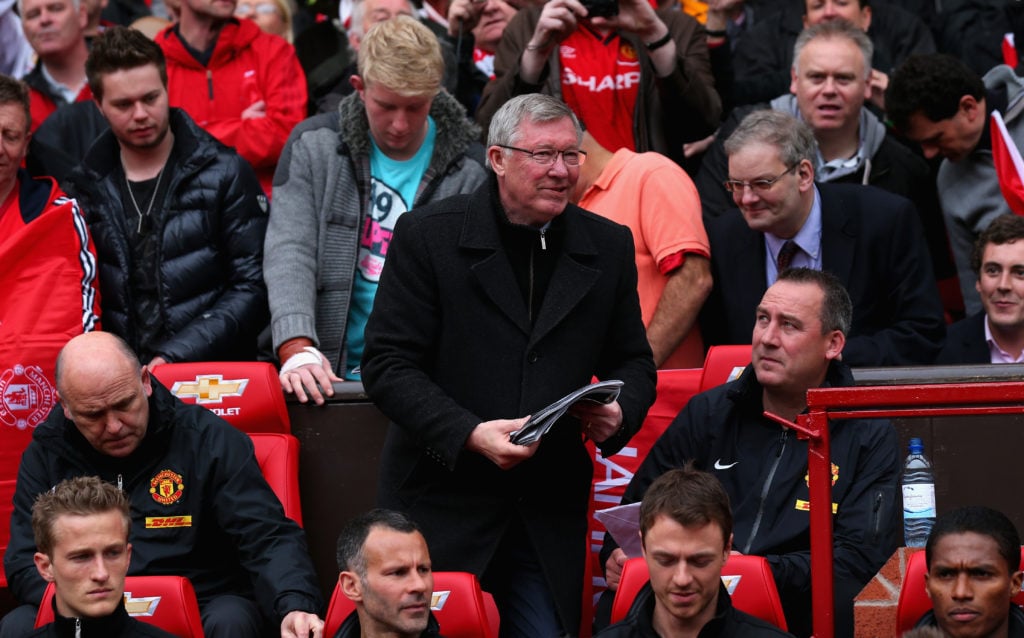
[34,571,500,638]
[608,543,1024,633]
[4,349,756,632]
[7,350,994,635]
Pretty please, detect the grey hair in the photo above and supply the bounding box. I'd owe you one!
[793,20,873,80]
[348,0,416,40]
[487,93,582,149]
[723,110,817,168]
[18,0,81,20]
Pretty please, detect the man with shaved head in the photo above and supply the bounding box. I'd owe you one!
[0,332,325,638]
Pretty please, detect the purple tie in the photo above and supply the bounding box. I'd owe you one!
[777,240,799,272]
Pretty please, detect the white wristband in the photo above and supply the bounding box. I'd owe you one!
[280,346,325,374]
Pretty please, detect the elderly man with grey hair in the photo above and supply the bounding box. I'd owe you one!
[19,0,91,129]
[361,93,656,638]
[697,109,945,366]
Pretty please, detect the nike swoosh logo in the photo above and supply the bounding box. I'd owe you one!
[714,459,739,470]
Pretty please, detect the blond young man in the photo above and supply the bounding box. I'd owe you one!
[266,14,487,404]
[28,476,174,637]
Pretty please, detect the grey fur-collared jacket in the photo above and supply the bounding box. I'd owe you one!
[265,91,488,372]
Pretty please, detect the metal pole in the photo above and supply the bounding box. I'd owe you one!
[765,409,833,638]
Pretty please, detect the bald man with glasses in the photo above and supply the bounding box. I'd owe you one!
[697,109,945,367]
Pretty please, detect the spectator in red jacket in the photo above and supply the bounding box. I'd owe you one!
[155,0,306,196]
[0,73,99,480]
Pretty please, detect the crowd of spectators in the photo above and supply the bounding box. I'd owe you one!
[6,0,1024,637]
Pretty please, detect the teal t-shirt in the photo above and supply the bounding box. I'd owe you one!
[344,116,437,380]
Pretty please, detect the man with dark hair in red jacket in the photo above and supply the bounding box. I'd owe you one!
[154,0,306,196]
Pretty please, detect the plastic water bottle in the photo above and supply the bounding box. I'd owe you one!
[902,437,936,547]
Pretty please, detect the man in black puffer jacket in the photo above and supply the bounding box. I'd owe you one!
[65,27,269,366]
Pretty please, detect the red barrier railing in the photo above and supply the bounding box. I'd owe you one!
[765,380,1024,638]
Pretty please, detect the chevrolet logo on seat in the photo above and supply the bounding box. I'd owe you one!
[170,375,248,404]
[431,591,450,611]
[124,593,161,616]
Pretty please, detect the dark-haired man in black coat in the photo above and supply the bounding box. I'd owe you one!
[65,26,269,366]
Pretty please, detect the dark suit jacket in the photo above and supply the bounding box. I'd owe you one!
[935,312,990,364]
[699,183,946,366]
[361,178,657,635]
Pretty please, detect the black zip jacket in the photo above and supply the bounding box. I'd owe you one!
[27,601,176,638]
[64,108,269,363]
[3,379,322,622]
[333,611,445,638]
[600,361,899,636]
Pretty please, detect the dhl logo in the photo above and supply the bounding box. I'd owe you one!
[794,499,838,514]
[145,516,193,528]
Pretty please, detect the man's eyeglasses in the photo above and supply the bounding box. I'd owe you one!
[235,2,280,16]
[723,164,798,194]
[497,145,587,166]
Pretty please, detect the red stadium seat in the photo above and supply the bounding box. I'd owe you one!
[698,346,752,392]
[324,572,499,638]
[896,550,932,634]
[249,432,303,526]
[896,548,1024,632]
[35,576,203,637]
[610,555,788,630]
[152,361,290,433]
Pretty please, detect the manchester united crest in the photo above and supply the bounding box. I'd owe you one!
[0,364,55,430]
[805,462,840,487]
[618,42,638,62]
[149,470,185,505]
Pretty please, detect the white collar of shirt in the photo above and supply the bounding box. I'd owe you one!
[764,185,823,286]
[40,64,84,105]
[984,315,1024,363]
